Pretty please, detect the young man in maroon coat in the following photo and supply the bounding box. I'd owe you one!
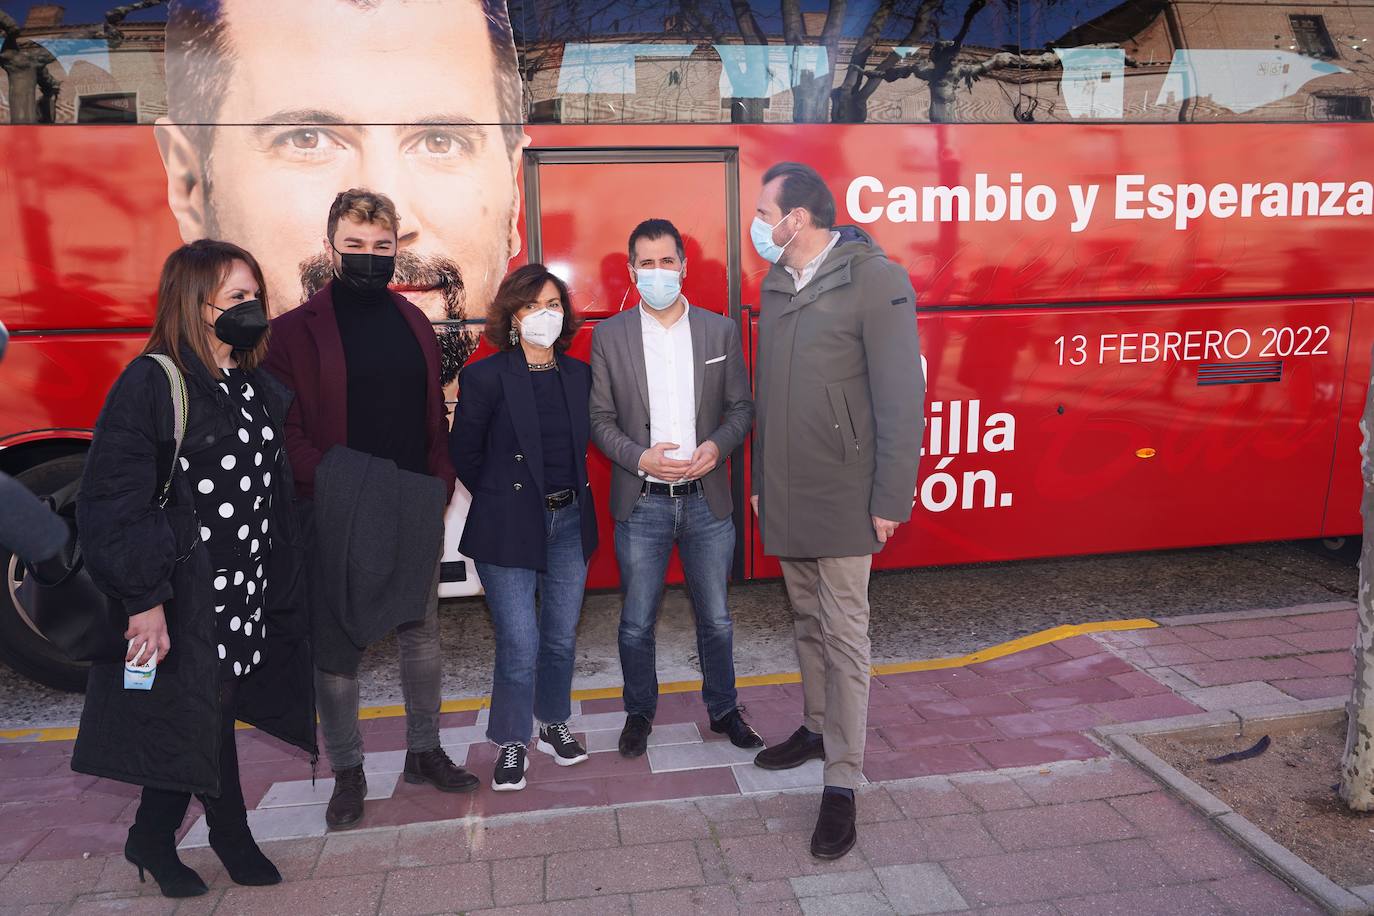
[265,189,475,831]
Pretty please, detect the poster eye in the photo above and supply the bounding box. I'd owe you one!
[289,130,319,150]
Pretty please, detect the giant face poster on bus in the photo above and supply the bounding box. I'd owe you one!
[155,0,528,387]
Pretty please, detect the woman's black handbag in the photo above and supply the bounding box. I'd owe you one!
[16,355,188,663]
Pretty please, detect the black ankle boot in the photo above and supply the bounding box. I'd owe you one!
[124,832,208,898]
[208,827,282,886]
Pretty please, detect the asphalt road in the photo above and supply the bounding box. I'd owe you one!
[0,540,1358,730]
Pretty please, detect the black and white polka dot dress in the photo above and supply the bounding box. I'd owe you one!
[182,368,279,678]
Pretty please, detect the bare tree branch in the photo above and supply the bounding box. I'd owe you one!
[833,0,941,120]
[728,0,767,46]
[817,0,847,47]
[833,0,897,120]
[105,0,166,29]
[907,0,945,46]
[0,11,21,44]
[101,0,166,48]
[867,44,1138,82]
[676,0,724,43]
[781,0,804,45]
[956,50,1059,80]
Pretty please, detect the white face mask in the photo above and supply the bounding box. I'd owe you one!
[635,267,683,311]
[519,307,563,349]
[750,210,798,264]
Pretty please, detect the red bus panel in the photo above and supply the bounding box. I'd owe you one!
[752,299,1350,578]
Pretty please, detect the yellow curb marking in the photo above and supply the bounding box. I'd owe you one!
[0,618,1157,744]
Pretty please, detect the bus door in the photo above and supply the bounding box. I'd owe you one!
[522,148,745,589]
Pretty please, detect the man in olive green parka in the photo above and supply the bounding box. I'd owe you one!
[749,162,924,861]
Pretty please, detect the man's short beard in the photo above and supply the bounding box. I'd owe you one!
[299,250,477,386]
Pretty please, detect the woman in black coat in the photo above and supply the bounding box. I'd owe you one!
[73,240,315,898]
[449,263,598,792]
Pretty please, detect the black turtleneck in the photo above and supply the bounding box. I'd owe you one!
[330,280,429,476]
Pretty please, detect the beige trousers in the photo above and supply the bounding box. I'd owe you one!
[778,555,874,789]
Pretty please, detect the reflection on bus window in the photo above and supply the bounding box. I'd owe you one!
[1055,48,1126,119]
[556,43,697,96]
[0,1,1370,125]
[714,44,829,100]
[1157,50,1347,114]
[1033,0,1374,122]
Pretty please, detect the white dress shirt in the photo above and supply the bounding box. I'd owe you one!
[640,299,697,483]
[785,230,840,291]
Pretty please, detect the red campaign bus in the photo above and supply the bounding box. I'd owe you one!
[2,0,1373,690]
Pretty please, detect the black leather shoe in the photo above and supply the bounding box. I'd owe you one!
[326,765,367,830]
[753,725,824,770]
[125,833,208,898]
[618,714,653,758]
[710,708,764,749]
[810,792,857,860]
[404,747,480,793]
[209,828,281,886]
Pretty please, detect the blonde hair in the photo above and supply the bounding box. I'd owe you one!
[327,188,401,241]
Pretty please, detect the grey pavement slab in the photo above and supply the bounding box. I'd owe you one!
[1179,681,1295,711]
[875,863,970,914]
[259,772,401,809]
[799,891,898,915]
[583,721,702,754]
[647,738,762,772]
[180,802,328,849]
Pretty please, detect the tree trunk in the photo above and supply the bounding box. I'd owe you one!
[1340,383,1374,810]
[3,65,39,124]
[792,72,832,122]
[928,74,956,123]
[832,89,865,123]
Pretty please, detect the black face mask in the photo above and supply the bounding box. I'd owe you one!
[209,299,269,350]
[333,244,396,292]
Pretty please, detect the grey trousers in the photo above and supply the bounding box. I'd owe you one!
[315,567,442,772]
[779,555,874,790]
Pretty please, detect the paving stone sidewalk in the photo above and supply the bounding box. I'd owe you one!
[0,600,1360,914]
[0,757,1327,915]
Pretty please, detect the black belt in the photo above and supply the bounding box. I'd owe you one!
[643,479,701,497]
[545,488,576,510]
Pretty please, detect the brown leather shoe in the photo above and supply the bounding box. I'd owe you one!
[325,765,366,831]
[404,748,479,793]
[810,791,857,860]
[753,726,824,770]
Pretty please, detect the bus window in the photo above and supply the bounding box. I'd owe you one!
[1028,0,1374,122]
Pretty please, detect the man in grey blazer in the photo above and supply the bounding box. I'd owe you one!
[590,218,763,758]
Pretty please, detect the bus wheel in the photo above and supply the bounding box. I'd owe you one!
[1296,536,1361,566]
[0,454,90,693]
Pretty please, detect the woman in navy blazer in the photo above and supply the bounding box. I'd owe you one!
[450,264,598,792]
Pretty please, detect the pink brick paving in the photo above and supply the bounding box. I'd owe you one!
[0,601,1355,913]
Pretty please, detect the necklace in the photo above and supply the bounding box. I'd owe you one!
[527,358,557,372]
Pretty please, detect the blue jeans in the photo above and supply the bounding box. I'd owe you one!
[476,503,588,746]
[615,489,738,722]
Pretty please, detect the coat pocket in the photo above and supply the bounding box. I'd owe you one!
[825,383,861,465]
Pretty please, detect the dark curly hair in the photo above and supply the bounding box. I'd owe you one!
[485,263,581,352]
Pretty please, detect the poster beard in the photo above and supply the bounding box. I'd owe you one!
[298,251,477,387]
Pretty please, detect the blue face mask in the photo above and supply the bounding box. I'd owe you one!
[635,267,683,310]
[750,210,797,264]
